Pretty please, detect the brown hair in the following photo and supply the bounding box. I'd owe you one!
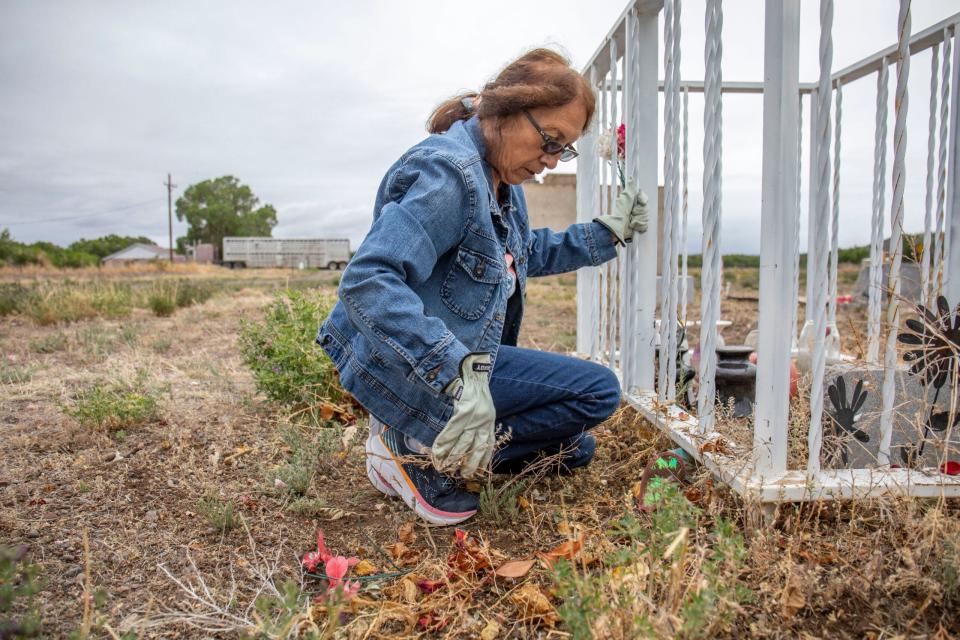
[427,48,596,135]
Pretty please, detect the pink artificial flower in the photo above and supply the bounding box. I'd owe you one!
[301,529,362,600]
[301,529,333,572]
[324,555,360,589]
[616,123,626,160]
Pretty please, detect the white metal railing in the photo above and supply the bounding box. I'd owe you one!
[576,0,960,503]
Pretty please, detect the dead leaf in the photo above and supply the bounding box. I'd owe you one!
[480,620,501,640]
[353,559,377,576]
[699,437,732,456]
[539,533,585,567]
[509,583,558,627]
[319,403,336,421]
[416,578,444,594]
[781,567,807,619]
[398,521,417,544]
[400,578,419,603]
[495,559,535,579]
[517,495,531,510]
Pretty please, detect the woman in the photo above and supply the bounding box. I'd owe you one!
[316,48,648,525]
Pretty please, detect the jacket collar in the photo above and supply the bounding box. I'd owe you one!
[461,116,512,215]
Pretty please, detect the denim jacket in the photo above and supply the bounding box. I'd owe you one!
[316,115,618,446]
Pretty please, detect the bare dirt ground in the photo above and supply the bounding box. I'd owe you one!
[1,264,958,638]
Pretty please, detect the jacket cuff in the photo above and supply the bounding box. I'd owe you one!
[414,332,471,394]
[587,220,620,264]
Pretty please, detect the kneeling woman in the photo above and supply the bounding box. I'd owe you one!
[317,48,648,525]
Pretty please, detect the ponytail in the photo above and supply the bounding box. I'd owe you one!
[427,92,479,134]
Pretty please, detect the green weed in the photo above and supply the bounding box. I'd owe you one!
[197,491,238,533]
[551,482,752,638]
[238,289,345,412]
[479,478,528,525]
[66,380,160,430]
[29,332,68,354]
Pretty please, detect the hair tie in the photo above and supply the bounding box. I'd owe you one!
[461,96,476,111]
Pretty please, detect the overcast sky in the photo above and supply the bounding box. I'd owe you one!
[1,0,958,254]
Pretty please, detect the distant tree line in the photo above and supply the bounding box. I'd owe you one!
[684,233,926,269]
[0,229,154,267]
[1,175,278,269]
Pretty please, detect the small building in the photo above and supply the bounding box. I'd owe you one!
[186,243,217,264]
[522,173,577,231]
[101,243,184,265]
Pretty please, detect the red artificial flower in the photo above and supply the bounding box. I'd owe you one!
[941,461,960,476]
[616,123,626,160]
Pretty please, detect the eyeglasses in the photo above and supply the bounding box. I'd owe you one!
[522,110,578,161]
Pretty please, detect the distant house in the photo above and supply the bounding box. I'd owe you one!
[101,243,184,264]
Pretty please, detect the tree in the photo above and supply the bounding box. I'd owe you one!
[175,176,278,253]
[68,234,155,259]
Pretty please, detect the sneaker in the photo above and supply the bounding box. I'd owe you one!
[366,426,478,526]
[365,416,396,497]
[491,432,597,475]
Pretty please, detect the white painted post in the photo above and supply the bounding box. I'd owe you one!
[947,26,960,308]
[633,5,660,392]
[576,66,600,359]
[755,0,801,477]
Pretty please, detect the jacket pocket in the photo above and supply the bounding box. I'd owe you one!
[440,245,502,320]
[316,323,348,368]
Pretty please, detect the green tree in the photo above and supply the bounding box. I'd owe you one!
[68,234,154,259]
[175,176,278,253]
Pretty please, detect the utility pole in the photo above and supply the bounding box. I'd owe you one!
[164,173,177,262]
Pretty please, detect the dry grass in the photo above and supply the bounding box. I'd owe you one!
[0,266,958,638]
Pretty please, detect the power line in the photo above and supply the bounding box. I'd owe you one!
[0,199,163,226]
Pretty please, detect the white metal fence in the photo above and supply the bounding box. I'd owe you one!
[576,0,960,502]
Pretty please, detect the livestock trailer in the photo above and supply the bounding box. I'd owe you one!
[221,237,351,269]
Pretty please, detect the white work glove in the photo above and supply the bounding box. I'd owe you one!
[594,179,649,245]
[430,353,496,479]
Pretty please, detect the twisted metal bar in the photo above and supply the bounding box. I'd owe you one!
[808,0,834,474]
[934,30,951,299]
[792,93,803,346]
[828,82,842,328]
[658,0,676,401]
[680,86,690,328]
[666,0,683,400]
[608,38,620,371]
[922,44,940,307]
[880,0,911,465]
[868,59,889,365]
[698,0,723,432]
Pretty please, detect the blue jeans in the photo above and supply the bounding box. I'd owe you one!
[488,346,622,472]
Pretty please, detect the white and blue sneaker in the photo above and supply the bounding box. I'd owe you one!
[365,417,478,526]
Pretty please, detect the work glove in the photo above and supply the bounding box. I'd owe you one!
[594,179,649,245]
[430,353,496,479]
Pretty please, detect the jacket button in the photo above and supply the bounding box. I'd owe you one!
[320,335,331,346]
[426,369,439,381]
[474,267,484,278]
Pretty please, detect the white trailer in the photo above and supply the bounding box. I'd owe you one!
[221,237,351,269]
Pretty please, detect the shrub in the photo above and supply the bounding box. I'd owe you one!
[147,282,177,317]
[175,280,213,308]
[0,283,30,317]
[66,380,160,430]
[238,289,345,411]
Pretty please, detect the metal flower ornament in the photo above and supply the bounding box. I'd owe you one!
[897,294,960,461]
[826,376,870,465]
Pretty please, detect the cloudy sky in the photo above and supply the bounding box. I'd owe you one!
[1,0,957,254]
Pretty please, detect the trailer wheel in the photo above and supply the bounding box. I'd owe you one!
[327,261,339,270]
[337,261,348,270]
